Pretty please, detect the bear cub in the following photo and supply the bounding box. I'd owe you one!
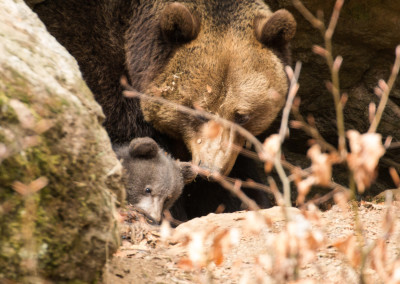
[114,137,196,224]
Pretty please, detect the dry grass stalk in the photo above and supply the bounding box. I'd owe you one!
[368,46,400,133]
[293,0,346,158]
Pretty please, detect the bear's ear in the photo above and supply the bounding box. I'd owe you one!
[129,137,159,159]
[178,162,197,184]
[160,2,200,43]
[254,9,296,48]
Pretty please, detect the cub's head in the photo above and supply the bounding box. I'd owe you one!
[126,1,296,175]
[115,137,196,224]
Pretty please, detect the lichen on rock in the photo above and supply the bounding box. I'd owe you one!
[0,0,124,282]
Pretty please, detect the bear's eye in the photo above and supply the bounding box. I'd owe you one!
[196,114,209,123]
[145,187,152,195]
[234,113,250,125]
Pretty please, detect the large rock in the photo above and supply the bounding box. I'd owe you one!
[266,0,400,194]
[0,0,124,282]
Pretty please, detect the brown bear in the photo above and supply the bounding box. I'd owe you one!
[31,0,296,220]
[114,137,196,224]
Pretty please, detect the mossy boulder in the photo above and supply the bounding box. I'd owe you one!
[0,0,124,282]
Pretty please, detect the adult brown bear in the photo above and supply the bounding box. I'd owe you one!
[32,0,296,220]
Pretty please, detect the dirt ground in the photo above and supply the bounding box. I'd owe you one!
[104,195,400,284]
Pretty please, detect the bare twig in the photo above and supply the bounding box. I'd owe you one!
[293,0,347,158]
[195,166,260,211]
[279,62,302,143]
[275,63,302,207]
[292,0,324,29]
[123,78,296,207]
[368,46,400,133]
[325,0,344,40]
[122,85,265,156]
[290,108,338,153]
[324,2,346,158]
[232,138,348,195]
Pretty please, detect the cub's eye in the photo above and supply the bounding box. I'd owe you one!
[234,113,250,125]
[145,188,152,195]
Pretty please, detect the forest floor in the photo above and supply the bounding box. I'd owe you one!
[104,192,400,284]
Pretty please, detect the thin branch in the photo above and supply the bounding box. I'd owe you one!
[279,62,302,143]
[325,0,344,41]
[195,166,260,211]
[275,63,302,206]
[122,85,264,155]
[369,46,400,133]
[231,143,349,193]
[293,0,347,158]
[290,109,338,153]
[292,0,324,29]
[324,1,346,158]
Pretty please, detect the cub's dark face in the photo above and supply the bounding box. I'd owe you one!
[114,138,196,223]
[123,157,182,223]
[126,1,296,175]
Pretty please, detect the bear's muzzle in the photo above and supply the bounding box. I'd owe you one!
[189,124,245,176]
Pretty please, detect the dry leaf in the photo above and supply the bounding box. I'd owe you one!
[244,211,266,234]
[307,144,332,186]
[389,167,400,187]
[9,99,35,129]
[261,134,281,172]
[347,130,385,193]
[34,119,54,134]
[333,191,350,211]
[388,259,400,284]
[297,176,315,205]
[160,220,172,241]
[187,232,206,268]
[29,177,49,193]
[177,258,194,270]
[332,235,361,268]
[12,181,29,196]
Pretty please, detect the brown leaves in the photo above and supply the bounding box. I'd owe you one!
[262,211,325,281]
[389,167,400,188]
[12,177,48,196]
[307,145,333,186]
[296,144,337,204]
[347,130,385,193]
[332,235,361,268]
[261,134,281,172]
[9,99,36,129]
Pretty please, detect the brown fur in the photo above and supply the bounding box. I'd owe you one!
[114,137,196,223]
[31,0,296,219]
[134,2,295,173]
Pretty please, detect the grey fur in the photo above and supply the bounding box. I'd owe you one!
[114,137,196,223]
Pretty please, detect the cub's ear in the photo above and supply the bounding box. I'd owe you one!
[160,2,200,43]
[178,162,197,184]
[129,137,159,159]
[254,9,296,48]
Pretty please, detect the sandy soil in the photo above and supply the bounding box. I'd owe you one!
[104,197,400,284]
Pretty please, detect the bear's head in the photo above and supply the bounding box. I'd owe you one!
[114,137,197,224]
[126,1,296,175]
